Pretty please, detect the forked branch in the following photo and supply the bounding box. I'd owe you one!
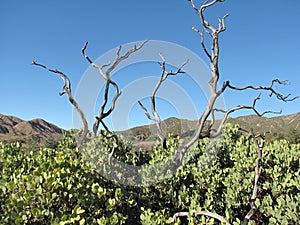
[82,40,148,136]
[138,54,188,149]
[32,61,88,147]
[209,94,282,138]
[170,0,230,162]
[190,0,229,66]
[221,79,299,102]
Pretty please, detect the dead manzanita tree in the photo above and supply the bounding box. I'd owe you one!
[138,0,297,223]
[33,40,147,148]
[32,0,297,223]
[139,0,296,163]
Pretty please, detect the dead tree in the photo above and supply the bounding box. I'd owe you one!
[33,40,147,150]
[139,0,297,223]
[142,0,297,164]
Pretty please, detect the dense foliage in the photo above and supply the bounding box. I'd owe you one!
[0,124,299,224]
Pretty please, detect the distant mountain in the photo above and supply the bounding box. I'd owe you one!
[227,112,300,134]
[1,112,299,149]
[0,114,64,148]
[118,113,300,143]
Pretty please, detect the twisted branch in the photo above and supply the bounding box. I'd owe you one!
[174,0,229,163]
[31,61,88,147]
[171,0,297,223]
[209,94,282,138]
[192,26,212,61]
[138,53,188,149]
[82,40,148,136]
[221,79,299,102]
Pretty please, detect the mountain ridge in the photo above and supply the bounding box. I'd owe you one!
[0,112,299,147]
[119,112,300,143]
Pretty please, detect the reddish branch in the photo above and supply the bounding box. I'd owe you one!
[138,53,188,149]
[81,40,148,136]
[31,61,88,147]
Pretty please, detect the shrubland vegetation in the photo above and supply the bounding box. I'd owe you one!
[1,0,298,224]
[0,125,299,224]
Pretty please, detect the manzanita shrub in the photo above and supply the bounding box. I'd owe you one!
[0,124,299,224]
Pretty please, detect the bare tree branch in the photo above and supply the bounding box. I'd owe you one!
[138,101,155,122]
[172,0,229,162]
[32,61,88,147]
[170,0,297,224]
[82,40,148,136]
[209,95,282,138]
[192,26,212,61]
[222,79,299,102]
[171,210,230,225]
[139,54,188,149]
[81,40,147,164]
[190,0,229,33]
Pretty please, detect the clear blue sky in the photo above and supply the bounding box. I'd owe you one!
[1,0,299,130]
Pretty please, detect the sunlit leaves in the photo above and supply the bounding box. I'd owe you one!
[0,125,299,224]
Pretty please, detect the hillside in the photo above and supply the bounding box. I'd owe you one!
[228,113,300,134]
[0,114,64,148]
[1,112,299,148]
[119,113,300,144]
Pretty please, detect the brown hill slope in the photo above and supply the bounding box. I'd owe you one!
[0,114,64,148]
[1,112,299,149]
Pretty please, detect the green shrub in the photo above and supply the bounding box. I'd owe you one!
[0,124,298,224]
